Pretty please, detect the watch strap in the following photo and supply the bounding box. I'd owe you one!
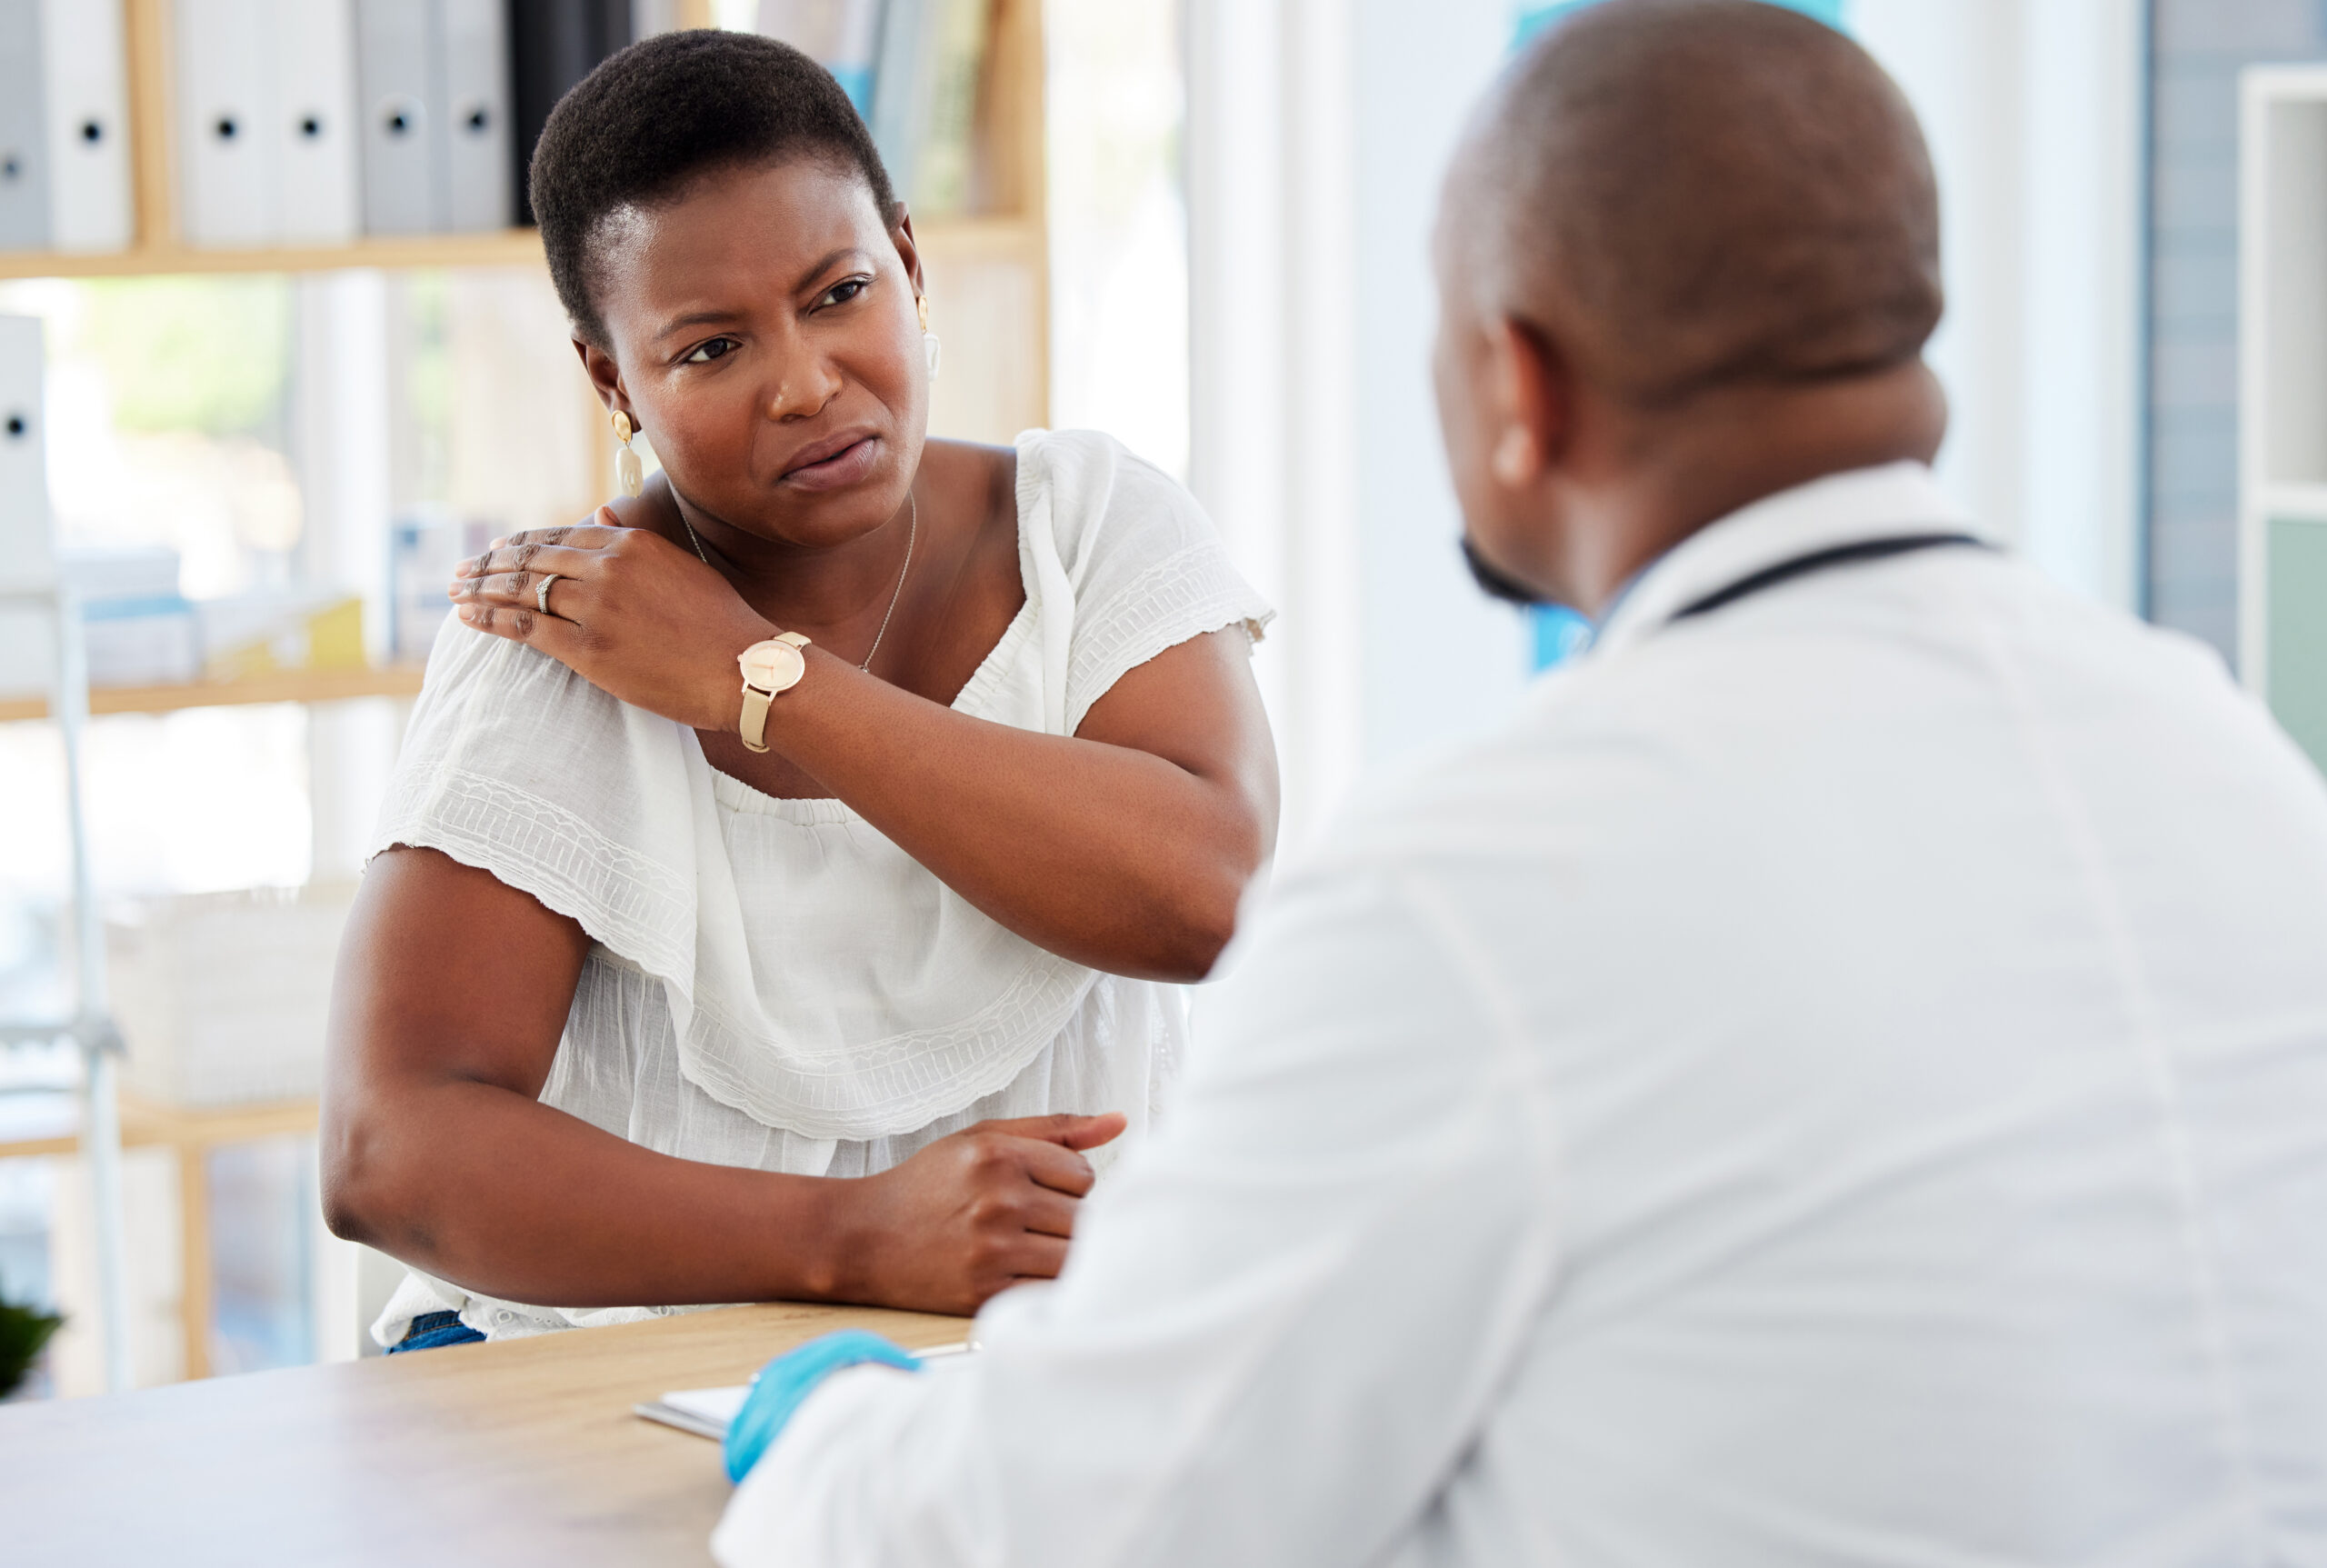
[739,684,775,754]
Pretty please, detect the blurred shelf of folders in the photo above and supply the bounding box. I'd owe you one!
[1,2,1004,269]
[0,0,634,260]
[0,521,494,720]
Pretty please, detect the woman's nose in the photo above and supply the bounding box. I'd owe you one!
[765,359,844,422]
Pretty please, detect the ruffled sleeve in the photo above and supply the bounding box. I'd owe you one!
[1013,430,1275,735]
[372,614,705,984]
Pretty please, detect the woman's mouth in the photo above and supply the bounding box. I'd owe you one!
[780,434,881,492]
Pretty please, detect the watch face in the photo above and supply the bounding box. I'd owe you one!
[739,639,807,692]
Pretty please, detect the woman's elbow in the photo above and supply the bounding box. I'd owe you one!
[318,1096,408,1248]
[1147,865,1254,983]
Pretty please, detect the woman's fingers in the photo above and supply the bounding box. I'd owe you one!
[451,540,605,583]
[455,520,624,577]
[454,566,591,618]
[859,1111,1131,1310]
[1006,1234,1071,1281]
[1017,1137,1100,1199]
[976,1112,1128,1152]
[455,599,586,658]
[1054,1112,1128,1153]
[1018,1186,1082,1240]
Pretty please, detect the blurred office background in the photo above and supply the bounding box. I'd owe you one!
[0,0,2318,1397]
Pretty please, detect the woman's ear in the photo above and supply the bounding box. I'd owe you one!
[574,336,635,433]
[891,207,927,299]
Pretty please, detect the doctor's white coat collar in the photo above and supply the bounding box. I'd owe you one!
[1586,460,1978,660]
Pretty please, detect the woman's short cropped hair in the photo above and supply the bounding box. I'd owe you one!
[530,29,900,346]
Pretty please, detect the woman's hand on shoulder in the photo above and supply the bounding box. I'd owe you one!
[448,503,772,732]
[821,1113,1126,1315]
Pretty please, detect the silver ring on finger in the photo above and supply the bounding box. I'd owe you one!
[534,573,560,615]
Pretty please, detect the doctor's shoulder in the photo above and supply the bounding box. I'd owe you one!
[1285,684,1653,886]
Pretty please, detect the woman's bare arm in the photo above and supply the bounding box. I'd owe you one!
[719,626,1275,983]
[448,519,1278,982]
[322,845,1123,1314]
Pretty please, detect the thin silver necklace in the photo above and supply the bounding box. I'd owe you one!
[680,490,918,674]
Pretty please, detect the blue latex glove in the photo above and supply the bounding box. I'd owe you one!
[724,1329,924,1483]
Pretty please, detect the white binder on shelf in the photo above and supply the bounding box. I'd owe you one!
[0,0,51,252]
[275,0,358,245]
[40,0,131,254]
[175,0,277,246]
[0,315,55,600]
[0,312,55,694]
[439,0,513,232]
[355,0,436,235]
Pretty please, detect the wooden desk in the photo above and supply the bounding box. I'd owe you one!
[0,1300,970,1566]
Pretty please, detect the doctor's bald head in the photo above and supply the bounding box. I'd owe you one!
[1434,0,1950,614]
[1450,0,1940,404]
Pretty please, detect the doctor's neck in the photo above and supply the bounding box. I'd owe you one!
[1439,0,1947,618]
[1539,359,1949,617]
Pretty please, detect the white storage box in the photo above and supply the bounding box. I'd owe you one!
[62,544,181,604]
[81,594,202,686]
[107,883,356,1108]
[69,545,200,687]
[0,545,200,697]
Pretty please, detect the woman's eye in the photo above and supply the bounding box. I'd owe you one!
[820,279,868,308]
[684,337,739,365]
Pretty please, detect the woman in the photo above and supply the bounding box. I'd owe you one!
[322,30,1277,1347]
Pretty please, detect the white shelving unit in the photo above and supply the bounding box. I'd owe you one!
[0,561,132,1402]
[2,313,129,1392]
[2240,66,2327,770]
[0,585,132,1396]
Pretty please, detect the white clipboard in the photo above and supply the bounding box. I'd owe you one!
[634,1340,978,1441]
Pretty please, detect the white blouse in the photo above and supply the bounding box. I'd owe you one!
[365,430,1273,1344]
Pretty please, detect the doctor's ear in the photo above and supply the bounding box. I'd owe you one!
[1485,316,1568,488]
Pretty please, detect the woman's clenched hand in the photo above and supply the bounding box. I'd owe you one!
[825,1113,1128,1315]
[449,507,774,733]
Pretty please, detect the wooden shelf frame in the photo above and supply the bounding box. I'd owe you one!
[2240,65,2327,774]
[0,210,1039,284]
[0,1090,322,1382]
[2256,482,2327,525]
[0,1091,320,1164]
[0,663,426,724]
[0,230,548,282]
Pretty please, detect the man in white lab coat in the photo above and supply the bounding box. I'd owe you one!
[714,3,2327,1563]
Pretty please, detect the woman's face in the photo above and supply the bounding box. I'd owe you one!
[584,155,926,552]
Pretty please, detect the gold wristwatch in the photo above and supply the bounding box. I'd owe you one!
[736,633,811,753]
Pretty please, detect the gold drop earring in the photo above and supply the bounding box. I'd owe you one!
[612,410,644,498]
[919,294,941,380]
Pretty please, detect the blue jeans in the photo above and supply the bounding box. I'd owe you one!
[387,1310,486,1353]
